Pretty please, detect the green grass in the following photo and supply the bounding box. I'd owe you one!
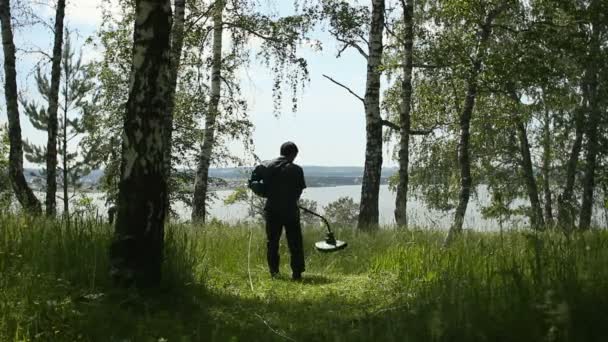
[1,213,608,341]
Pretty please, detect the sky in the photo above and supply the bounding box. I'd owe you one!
[1,0,398,168]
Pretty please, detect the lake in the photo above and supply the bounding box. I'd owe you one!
[49,185,607,231]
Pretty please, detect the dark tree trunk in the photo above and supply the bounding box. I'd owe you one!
[557,106,584,230]
[445,8,503,245]
[110,0,173,288]
[579,29,601,230]
[62,104,69,219]
[192,0,224,223]
[357,0,385,230]
[394,0,413,227]
[515,119,545,230]
[0,0,42,214]
[445,71,477,243]
[45,0,66,217]
[541,109,553,225]
[163,0,186,215]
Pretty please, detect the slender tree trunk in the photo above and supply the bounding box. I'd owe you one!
[192,0,224,222]
[0,0,42,214]
[110,0,173,288]
[445,72,477,243]
[557,106,584,229]
[394,0,413,227]
[62,93,69,219]
[44,0,66,217]
[357,0,385,230]
[579,25,601,230]
[445,9,502,245]
[163,0,186,216]
[515,119,545,230]
[542,108,553,225]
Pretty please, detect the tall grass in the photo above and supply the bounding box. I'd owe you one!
[1,213,607,341]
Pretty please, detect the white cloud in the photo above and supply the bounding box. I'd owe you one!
[65,0,119,28]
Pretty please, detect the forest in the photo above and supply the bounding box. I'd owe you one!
[1,0,607,341]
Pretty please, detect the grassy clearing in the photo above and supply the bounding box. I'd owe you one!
[1,214,608,341]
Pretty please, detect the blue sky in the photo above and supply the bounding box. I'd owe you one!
[1,0,397,168]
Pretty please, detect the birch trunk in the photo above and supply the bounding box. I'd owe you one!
[445,9,502,245]
[0,0,42,214]
[541,109,553,225]
[163,0,186,214]
[45,0,66,217]
[557,106,584,229]
[110,0,173,288]
[394,0,413,227]
[579,24,601,230]
[515,120,545,230]
[62,100,69,219]
[192,0,224,222]
[357,0,385,230]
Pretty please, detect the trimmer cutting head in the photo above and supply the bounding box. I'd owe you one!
[315,232,348,252]
[299,205,348,253]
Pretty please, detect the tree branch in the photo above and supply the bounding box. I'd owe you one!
[336,37,368,60]
[223,21,282,44]
[412,63,447,69]
[382,120,444,135]
[322,74,364,103]
[185,5,214,31]
[381,119,400,130]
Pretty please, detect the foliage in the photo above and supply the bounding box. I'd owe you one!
[2,215,608,341]
[323,196,359,226]
[298,198,319,226]
[380,0,607,229]
[20,31,93,202]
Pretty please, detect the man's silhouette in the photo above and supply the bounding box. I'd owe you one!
[264,141,306,280]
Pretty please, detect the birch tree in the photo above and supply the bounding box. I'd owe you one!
[443,1,510,244]
[0,0,42,214]
[42,0,66,216]
[191,0,226,222]
[109,0,173,287]
[320,0,386,230]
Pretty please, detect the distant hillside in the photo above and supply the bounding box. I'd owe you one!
[209,166,398,179]
[24,166,398,188]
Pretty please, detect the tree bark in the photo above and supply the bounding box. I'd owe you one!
[515,119,545,230]
[541,108,553,225]
[44,0,66,217]
[557,106,584,229]
[163,0,186,215]
[394,0,413,227]
[110,0,173,288]
[445,8,502,245]
[357,0,385,230]
[192,0,224,223]
[579,23,601,230]
[62,92,69,219]
[0,0,42,214]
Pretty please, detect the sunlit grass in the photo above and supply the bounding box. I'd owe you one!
[1,213,607,341]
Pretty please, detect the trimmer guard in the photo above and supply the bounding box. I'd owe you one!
[315,239,348,252]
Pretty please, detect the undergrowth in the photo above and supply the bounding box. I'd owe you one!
[1,213,607,341]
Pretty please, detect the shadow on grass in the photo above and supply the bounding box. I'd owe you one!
[69,281,376,342]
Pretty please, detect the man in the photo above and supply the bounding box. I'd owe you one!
[264,141,307,280]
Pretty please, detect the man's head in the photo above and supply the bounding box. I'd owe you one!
[280,141,299,162]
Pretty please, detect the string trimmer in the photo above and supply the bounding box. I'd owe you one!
[298,206,348,252]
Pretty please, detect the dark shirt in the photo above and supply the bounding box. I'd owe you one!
[264,156,307,214]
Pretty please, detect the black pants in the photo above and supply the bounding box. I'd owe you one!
[264,210,305,275]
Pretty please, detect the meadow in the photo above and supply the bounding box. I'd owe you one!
[1,214,607,341]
